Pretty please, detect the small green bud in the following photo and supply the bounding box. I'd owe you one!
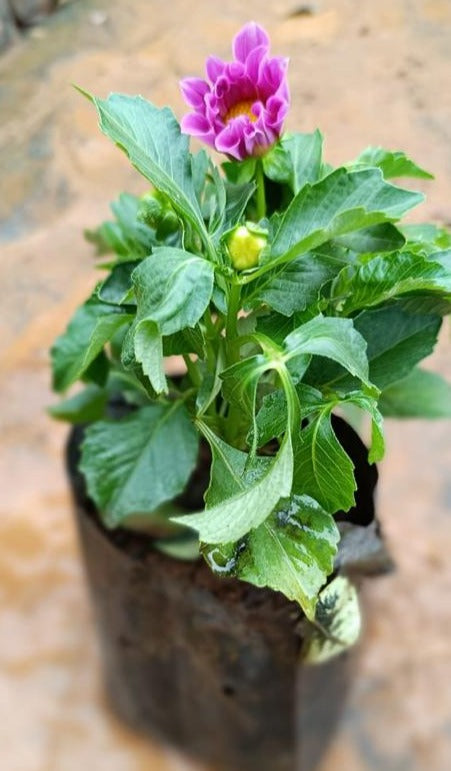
[157,209,179,238]
[137,192,164,227]
[227,224,268,271]
[137,191,179,237]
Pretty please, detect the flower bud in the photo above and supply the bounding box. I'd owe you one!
[137,192,163,227]
[137,191,179,238]
[227,224,268,271]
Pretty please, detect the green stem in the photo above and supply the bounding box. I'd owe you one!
[225,282,241,351]
[223,282,242,438]
[169,386,197,403]
[202,308,219,372]
[237,260,278,286]
[214,314,225,334]
[203,308,217,338]
[255,160,266,221]
[277,364,301,437]
[202,231,218,264]
[183,354,201,387]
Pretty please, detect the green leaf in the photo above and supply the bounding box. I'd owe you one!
[334,223,405,253]
[220,349,298,453]
[85,193,156,260]
[191,149,210,201]
[379,367,451,418]
[353,146,434,180]
[154,535,200,561]
[200,424,271,507]
[293,408,356,512]
[98,261,137,305]
[172,428,293,544]
[203,163,226,234]
[256,311,299,346]
[205,157,255,240]
[400,223,451,254]
[251,384,324,448]
[83,351,110,388]
[302,576,361,663]
[340,392,385,463]
[398,294,451,317]
[48,385,107,423]
[307,305,442,390]
[247,252,338,316]
[163,326,205,358]
[212,284,228,315]
[111,192,157,254]
[270,168,423,266]
[88,93,212,252]
[251,385,384,463]
[262,142,293,185]
[132,247,214,335]
[129,247,214,392]
[282,131,324,191]
[133,320,167,394]
[250,389,287,447]
[264,132,324,193]
[428,248,451,272]
[195,352,225,417]
[107,370,151,406]
[80,402,199,527]
[85,223,124,257]
[221,354,269,418]
[222,157,256,184]
[333,251,451,315]
[220,181,255,236]
[205,495,339,619]
[189,424,338,617]
[283,315,371,387]
[51,298,132,392]
[115,500,187,537]
[353,307,442,389]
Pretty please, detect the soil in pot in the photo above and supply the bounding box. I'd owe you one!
[66,414,391,771]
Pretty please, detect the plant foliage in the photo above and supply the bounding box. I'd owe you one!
[50,87,450,658]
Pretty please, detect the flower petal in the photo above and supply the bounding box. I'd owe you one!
[226,61,246,81]
[251,100,264,119]
[214,75,231,99]
[265,94,290,128]
[258,57,289,100]
[206,55,226,82]
[245,45,267,82]
[233,22,270,64]
[243,123,259,156]
[181,113,215,146]
[215,118,247,160]
[179,78,209,109]
[204,91,222,128]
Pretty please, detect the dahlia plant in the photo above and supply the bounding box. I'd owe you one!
[51,23,451,659]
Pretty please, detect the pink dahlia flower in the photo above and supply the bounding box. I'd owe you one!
[180,22,289,161]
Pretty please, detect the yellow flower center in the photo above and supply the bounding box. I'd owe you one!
[224,100,257,124]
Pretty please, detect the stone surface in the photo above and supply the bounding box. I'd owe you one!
[9,0,58,27]
[0,0,17,50]
[0,1,450,770]
[0,0,59,52]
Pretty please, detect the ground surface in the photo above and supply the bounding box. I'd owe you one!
[1,1,451,769]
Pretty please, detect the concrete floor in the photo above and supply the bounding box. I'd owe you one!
[0,1,450,769]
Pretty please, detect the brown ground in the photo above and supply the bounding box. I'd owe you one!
[1,1,451,769]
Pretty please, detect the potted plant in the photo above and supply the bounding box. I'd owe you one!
[50,21,451,771]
